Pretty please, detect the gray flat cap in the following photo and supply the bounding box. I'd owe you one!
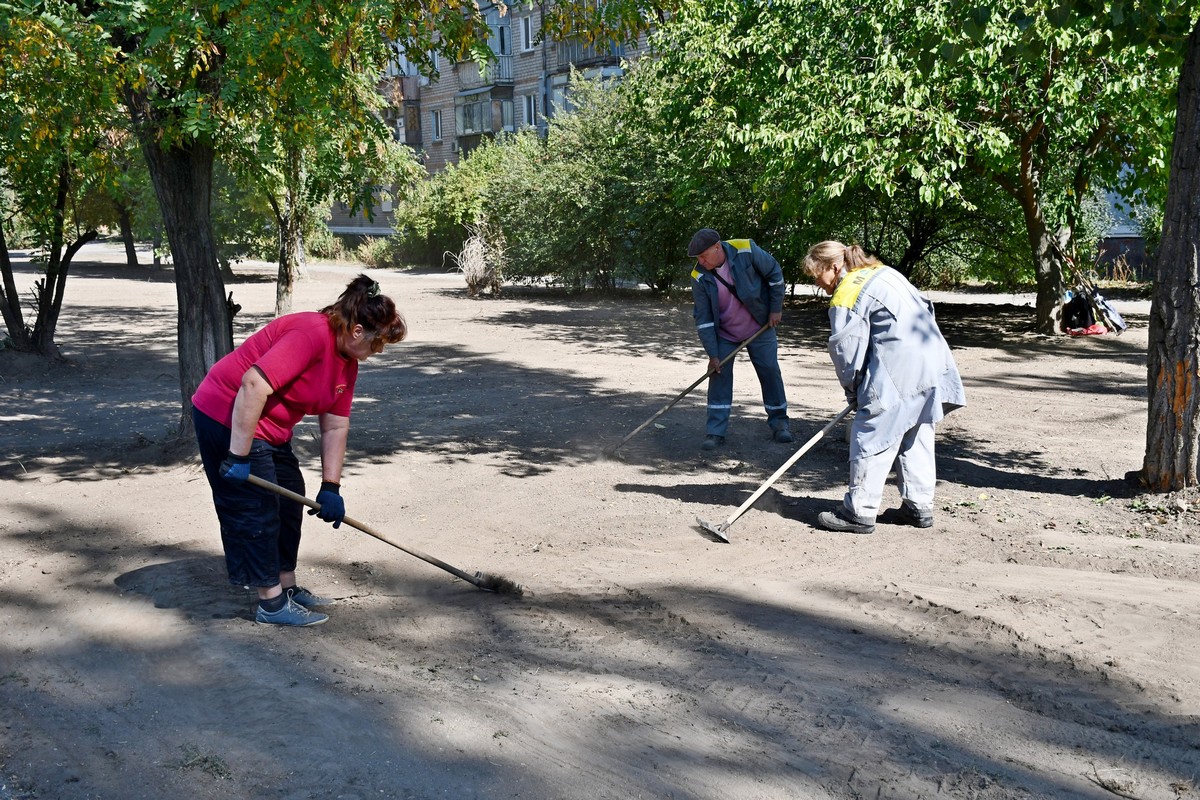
[687,228,722,258]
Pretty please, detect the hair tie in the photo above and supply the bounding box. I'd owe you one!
[367,281,381,298]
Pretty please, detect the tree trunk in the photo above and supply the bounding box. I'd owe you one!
[30,161,70,359]
[1142,19,1200,492]
[117,200,139,267]
[31,229,97,358]
[1030,225,1067,335]
[1012,185,1066,335]
[0,222,33,352]
[275,206,299,317]
[274,147,305,317]
[994,127,1068,334]
[139,135,232,438]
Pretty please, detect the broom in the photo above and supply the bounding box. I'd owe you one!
[246,474,523,595]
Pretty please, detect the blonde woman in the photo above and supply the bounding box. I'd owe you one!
[803,242,965,534]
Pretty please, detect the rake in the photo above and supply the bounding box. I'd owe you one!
[246,474,523,595]
[696,403,854,542]
[611,323,770,457]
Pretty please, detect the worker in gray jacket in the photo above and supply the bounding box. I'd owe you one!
[689,227,793,451]
[802,240,966,534]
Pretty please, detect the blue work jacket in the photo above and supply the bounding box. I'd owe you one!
[690,239,785,358]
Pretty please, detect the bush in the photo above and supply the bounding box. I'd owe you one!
[446,221,504,297]
[303,221,345,261]
[355,236,402,269]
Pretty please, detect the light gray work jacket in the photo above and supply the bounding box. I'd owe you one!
[827,265,966,458]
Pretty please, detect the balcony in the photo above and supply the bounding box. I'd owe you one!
[457,54,514,90]
[556,38,625,70]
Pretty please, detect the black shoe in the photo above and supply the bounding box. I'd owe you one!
[700,434,725,451]
[896,503,934,528]
[772,427,795,444]
[816,508,875,534]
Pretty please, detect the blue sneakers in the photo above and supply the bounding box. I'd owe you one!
[286,586,332,608]
[256,596,328,626]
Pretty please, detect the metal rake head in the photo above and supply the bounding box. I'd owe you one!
[694,516,730,543]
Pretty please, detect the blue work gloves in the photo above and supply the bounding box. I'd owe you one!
[308,481,345,528]
[220,452,252,482]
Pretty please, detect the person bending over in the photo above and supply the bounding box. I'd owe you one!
[192,275,406,626]
[803,241,965,534]
[689,227,793,451]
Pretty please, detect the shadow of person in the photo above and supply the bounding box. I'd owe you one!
[115,556,254,620]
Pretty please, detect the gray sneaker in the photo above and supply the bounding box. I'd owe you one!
[256,596,328,626]
[816,508,875,534]
[286,586,331,608]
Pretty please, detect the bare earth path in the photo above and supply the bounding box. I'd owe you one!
[1,244,1196,799]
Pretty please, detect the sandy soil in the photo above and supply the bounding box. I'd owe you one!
[1,243,1197,800]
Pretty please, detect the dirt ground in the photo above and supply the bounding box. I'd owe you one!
[1,243,1197,800]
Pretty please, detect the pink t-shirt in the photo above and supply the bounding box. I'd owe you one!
[192,312,358,445]
[715,262,761,342]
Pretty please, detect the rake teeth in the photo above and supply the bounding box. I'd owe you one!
[695,516,730,543]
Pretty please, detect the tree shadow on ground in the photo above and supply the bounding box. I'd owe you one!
[448,285,1147,364]
[1,278,1149,507]
[4,249,279,285]
[2,509,1195,798]
[114,556,253,621]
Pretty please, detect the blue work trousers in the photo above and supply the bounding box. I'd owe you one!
[706,327,789,437]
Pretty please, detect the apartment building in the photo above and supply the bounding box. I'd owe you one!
[328,2,647,238]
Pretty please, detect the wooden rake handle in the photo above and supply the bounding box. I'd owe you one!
[244,473,486,588]
[614,322,771,452]
[719,403,855,529]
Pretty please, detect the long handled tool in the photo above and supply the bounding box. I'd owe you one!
[246,474,523,595]
[696,403,854,542]
[612,323,770,456]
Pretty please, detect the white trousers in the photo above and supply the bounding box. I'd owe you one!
[844,422,936,521]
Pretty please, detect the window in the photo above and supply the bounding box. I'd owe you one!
[385,43,418,78]
[522,94,536,127]
[520,16,536,51]
[430,110,442,142]
[456,97,488,135]
[501,99,514,132]
[497,25,510,56]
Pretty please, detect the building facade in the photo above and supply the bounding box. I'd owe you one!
[328,2,647,238]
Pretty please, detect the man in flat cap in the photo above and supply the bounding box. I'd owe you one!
[688,227,793,451]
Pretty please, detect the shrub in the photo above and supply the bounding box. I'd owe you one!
[355,236,402,269]
[304,221,345,261]
[446,221,505,297]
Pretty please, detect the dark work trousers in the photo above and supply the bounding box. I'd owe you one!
[193,408,306,588]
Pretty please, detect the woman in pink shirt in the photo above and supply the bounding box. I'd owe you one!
[192,275,407,627]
